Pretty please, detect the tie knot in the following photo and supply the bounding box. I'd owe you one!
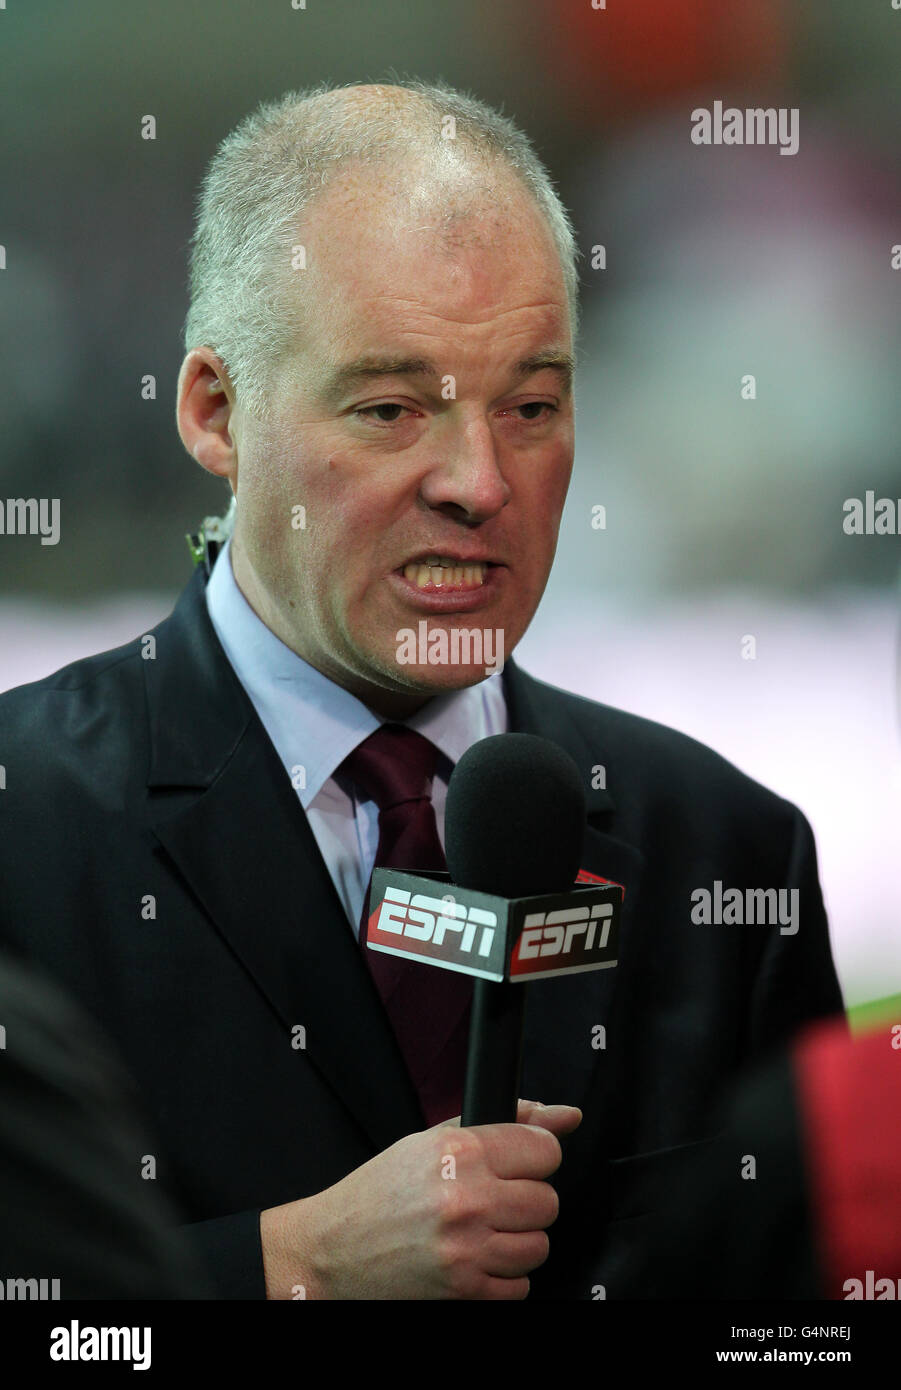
[339,724,440,812]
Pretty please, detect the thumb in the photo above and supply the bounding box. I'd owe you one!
[516,1098,583,1135]
[433,1098,583,1134]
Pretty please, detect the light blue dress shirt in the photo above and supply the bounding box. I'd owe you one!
[205,538,508,938]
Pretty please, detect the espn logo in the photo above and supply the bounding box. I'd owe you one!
[512,903,612,969]
[376,886,498,958]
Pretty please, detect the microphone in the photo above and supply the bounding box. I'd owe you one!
[445,734,585,1125]
[444,733,586,898]
[362,733,624,1126]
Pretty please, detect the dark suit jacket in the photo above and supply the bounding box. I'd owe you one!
[616,1044,824,1299]
[616,1017,901,1300]
[0,565,845,1298]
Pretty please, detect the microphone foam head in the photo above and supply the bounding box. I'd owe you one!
[445,733,586,898]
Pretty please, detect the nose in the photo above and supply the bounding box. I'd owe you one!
[418,415,511,523]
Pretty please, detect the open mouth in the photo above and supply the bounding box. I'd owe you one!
[398,555,496,590]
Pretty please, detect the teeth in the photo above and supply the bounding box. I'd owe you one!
[402,562,486,588]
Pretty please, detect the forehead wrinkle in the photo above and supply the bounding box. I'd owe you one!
[355,291,568,328]
[316,344,574,407]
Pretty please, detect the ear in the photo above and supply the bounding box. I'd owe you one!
[176,348,238,482]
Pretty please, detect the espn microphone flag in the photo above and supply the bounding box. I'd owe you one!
[365,867,623,984]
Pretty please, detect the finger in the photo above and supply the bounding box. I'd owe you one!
[474,1121,563,1180]
[478,1228,551,1279]
[517,1099,583,1135]
[474,1273,531,1301]
[481,1175,560,1233]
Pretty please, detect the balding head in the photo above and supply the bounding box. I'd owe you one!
[183,78,580,420]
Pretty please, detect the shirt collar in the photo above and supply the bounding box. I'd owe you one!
[205,537,507,806]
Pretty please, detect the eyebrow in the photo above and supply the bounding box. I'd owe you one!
[319,349,575,404]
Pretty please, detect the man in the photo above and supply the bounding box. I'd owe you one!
[0,79,844,1299]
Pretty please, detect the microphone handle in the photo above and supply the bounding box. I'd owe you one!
[461,979,526,1125]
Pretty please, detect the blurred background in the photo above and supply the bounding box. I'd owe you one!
[1,0,898,1009]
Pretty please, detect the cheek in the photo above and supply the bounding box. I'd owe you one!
[308,449,395,529]
[549,465,574,523]
[528,460,570,528]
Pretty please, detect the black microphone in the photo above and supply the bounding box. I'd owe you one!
[444,734,586,1126]
[363,733,622,1128]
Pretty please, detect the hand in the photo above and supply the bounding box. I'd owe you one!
[261,1098,582,1299]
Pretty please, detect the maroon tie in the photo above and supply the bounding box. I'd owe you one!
[338,724,473,1126]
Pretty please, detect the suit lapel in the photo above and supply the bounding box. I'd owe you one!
[143,570,424,1153]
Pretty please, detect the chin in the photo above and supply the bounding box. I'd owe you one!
[399,663,502,691]
[385,636,507,690]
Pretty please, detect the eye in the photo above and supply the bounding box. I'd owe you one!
[354,403,412,424]
[511,402,558,423]
[352,400,559,426]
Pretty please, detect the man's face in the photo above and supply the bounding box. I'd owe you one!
[228,164,575,715]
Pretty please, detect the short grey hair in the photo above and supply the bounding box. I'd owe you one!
[183,78,581,422]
